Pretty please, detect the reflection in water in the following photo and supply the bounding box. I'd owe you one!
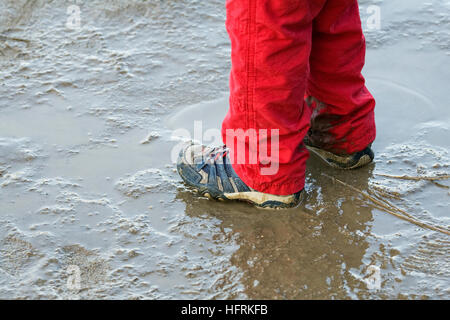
[177,156,377,299]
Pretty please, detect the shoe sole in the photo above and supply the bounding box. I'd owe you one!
[198,187,302,210]
[306,145,374,170]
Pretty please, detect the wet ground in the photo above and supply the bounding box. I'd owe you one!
[0,0,449,299]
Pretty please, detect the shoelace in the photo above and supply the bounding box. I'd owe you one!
[198,146,229,170]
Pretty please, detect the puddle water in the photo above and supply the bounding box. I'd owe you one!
[0,0,449,299]
[0,106,105,146]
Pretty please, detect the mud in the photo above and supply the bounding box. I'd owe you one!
[0,0,449,299]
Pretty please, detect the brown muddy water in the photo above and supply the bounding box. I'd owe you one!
[0,0,449,299]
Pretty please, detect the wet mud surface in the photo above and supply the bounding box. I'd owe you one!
[0,0,449,299]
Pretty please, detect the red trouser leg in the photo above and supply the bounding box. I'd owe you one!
[222,0,325,195]
[221,0,374,195]
[306,0,376,155]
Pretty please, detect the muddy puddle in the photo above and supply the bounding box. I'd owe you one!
[0,0,449,299]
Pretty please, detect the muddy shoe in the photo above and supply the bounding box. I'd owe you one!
[177,143,303,209]
[305,141,374,170]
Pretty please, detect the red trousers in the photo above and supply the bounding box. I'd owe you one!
[222,0,376,195]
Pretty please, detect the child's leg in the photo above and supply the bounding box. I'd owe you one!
[222,0,325,195]
[307,0,376,155]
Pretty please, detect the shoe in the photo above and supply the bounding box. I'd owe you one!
[304,139,374,170]
[177,143,303,209]
[304,96,375,169]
